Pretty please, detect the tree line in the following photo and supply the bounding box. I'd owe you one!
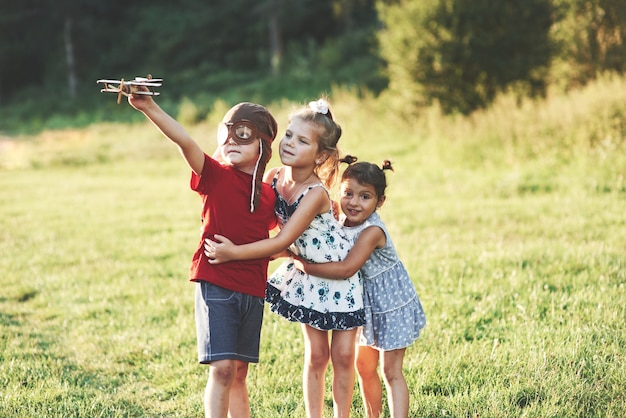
[378,0,626,114]
[0,0,624,116]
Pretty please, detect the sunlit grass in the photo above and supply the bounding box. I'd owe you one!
[1,77,624,416]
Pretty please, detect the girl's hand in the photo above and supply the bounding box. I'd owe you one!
[330,200,340,221]
[291,254,308,272]
[204,234,237,264]
[269,249,290,261]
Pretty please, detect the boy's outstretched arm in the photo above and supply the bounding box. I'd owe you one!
[293,226,385,279]
[128,93,205,175]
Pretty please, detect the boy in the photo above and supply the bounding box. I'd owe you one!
[128,92,278,418]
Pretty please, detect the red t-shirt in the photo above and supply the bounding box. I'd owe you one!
[189,154,277,298]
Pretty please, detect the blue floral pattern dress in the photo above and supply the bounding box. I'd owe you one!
[265,174,365,331]
[343,212,426,350]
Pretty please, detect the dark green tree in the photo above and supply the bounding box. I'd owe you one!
[377,0,554,114]
[0,1,55,102]
[550,0,626,89]
[0,0,383,120]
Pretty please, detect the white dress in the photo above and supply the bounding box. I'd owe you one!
[265,175,365,331]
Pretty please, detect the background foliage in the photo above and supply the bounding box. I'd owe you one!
[0,0,380,103]
[378,0,554,114]
[1,0,626,132]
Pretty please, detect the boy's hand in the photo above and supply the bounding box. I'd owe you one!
[204,234,237,264]
[127,86,154,111]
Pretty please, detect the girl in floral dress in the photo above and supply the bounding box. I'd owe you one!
[204,99,364,418]
[265,172,363,331]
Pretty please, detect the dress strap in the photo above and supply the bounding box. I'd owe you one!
[272,168,329,207]
[286,182,323,206]
[271,168,282,194]
[303,182,326,193]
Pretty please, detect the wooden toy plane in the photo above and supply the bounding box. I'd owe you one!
[97,75,162,104]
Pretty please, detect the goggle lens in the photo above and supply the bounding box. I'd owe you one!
[217,120,259,145]
[235,124,253,139]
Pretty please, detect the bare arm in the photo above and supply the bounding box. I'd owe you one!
[204,186,329,263]
[128,93,205,174]
[293,226,385,279]
[263,167,279,184]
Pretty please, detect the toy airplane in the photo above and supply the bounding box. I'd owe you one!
[97,75,163,104]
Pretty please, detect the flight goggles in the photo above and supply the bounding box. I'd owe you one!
[217,119,271,145]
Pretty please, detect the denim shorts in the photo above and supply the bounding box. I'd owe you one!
[195,281,265,364]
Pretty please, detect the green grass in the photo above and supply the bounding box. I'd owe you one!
[1,78,625,417]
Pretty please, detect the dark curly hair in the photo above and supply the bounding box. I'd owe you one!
[339,155,394,200]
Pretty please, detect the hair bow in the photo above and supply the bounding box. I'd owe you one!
[308,99,329,115]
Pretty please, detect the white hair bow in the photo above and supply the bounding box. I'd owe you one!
[308,99,329,115]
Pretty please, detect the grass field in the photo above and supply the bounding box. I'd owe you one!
[1,78,625,417]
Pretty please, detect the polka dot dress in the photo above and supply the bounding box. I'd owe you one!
[343,212,426,350]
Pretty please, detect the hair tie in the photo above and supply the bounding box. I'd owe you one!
[340,155,358,165]
[309,99,329,115]
[381,160,394,172]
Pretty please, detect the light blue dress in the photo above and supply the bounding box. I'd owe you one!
[265,174,365,331]
[343,212,426,350]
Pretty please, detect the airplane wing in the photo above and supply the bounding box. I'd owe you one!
[125,81,162,87]
[100,87,160,96]
[133,76,163,83]
[97,77,163,86]
[127,90,160,96]
[97,79,124,85]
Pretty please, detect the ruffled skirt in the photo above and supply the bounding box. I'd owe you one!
[266,259,365,331]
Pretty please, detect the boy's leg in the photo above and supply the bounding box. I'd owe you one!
[226,291,263,418]
[301,324,331,418]
[204,360,251,418]
[356,345,383,418]
[228,360,251,418]
[330,329,358,418]
[195,282,263,418]
[205,359,237,418]
[380,348,408,418]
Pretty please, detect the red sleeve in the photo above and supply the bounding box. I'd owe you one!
[191,154,220,194]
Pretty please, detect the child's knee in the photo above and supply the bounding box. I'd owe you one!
[210,360,237,385]
[233,361,249,383]
[332,348,356,370]
[381,364,404,383]
[356,357,377,377]
[306,349,330,369]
